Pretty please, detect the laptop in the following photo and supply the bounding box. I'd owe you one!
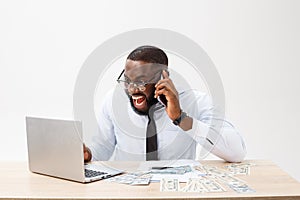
[25,116,123,183]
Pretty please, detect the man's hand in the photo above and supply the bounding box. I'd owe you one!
[83,144,92,163]
[154,70,181,121]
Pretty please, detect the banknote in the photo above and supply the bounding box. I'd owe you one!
[107,172,152,185]
[181,178,206,193]
[160,178,179,192]
[130,175,152,185]
[197,166,243,184]
[215,173,245,185]
[180,177,226,193]
[151,165,192,174]
[225,163,254,175]
[199,178,226,192]
[107,174,136,184]
[226,163,255,168]
[229,183,256,193]
[227,166,250,175]
[194,165,216,174]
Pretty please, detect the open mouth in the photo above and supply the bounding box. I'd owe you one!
[132,95,147,109]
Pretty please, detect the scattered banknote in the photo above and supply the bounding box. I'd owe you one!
[227,163,255,168]
[199,178,226,192]
[107,172,152,185]
[106,174,136,184]
[160,178,180,192]
[229,183,256,193]
[215,173,245,185]
[151,165,192,175]
[225,163,254,175]
[227,166,250,175]
[181,178,207,193]
[194,165,216,174]
[180,177,225,193]
[209,168,231,178]
[130,174,153,185]
[195,165,228,177]
[194,164,255,194]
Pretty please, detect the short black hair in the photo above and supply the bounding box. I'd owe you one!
[127,45,168,66]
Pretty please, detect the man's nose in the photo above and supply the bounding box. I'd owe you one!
[128,84,140,94]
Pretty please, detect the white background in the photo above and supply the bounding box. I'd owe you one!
[1,0,300,181]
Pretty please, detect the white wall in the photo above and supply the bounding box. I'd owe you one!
[1,0,300,181]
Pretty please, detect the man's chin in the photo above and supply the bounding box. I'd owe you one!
[132,105,149,115]
[136,108,148,115]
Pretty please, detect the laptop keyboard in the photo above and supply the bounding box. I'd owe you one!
[85,169,107,178]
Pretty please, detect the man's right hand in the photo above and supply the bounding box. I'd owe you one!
[83,144,92,163]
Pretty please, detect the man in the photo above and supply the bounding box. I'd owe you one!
[84,45,246,162]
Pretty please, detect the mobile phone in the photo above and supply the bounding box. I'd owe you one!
[157,70,169,107]
[158,94,168,107]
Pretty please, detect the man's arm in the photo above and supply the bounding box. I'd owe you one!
[184,110,246,163]
[155,70,246,162]
[84,91,116,161]
[179,93,246,162]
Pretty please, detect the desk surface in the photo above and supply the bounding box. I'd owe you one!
[1,160,300,200]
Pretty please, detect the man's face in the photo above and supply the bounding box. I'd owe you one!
[124,59,160,115]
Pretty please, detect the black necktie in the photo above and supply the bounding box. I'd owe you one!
[146,105,158,160]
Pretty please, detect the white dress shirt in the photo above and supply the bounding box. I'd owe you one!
[90,87,246,162]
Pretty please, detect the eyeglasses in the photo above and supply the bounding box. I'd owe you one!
[116,69,163,92]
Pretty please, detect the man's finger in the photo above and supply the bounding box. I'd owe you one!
[155,82,170,90]
[154,88,168,98]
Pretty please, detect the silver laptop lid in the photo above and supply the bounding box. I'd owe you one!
[26,117,85,182]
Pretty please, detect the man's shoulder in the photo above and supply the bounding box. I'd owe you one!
[178,89,213,108]
[104,89,114,101]
[179,89,209,99]
[98,89,114,113]
[100,88,129,112]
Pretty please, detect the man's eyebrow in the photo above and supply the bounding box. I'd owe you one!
[125,69,162,82]
[124,74,147,81]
